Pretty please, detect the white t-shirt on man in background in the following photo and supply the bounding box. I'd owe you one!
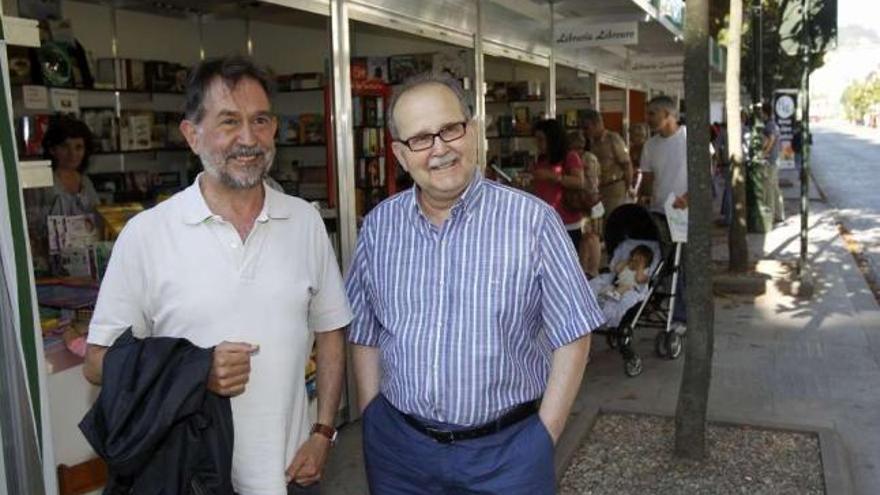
[640,126,688,214]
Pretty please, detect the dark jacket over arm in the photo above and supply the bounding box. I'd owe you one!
[80,329,234,494]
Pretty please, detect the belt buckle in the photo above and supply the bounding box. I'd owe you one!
[425,427,455,444]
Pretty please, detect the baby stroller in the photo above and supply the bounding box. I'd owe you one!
[591,204,685,377]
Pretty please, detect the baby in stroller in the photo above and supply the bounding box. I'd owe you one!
[589,240,662,328]
[600,244,653,301]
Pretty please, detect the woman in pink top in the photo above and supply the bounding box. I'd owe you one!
[530,119,586,249]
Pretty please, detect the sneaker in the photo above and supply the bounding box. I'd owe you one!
[672,322,687,335]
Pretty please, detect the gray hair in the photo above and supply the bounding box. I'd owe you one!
[387,72,472,140]
[648,95,678,118]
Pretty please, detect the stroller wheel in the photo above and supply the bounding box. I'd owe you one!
[654,331,669,358]
[624,356,643,377]
[606,333,619,349]
[664,332,684,359]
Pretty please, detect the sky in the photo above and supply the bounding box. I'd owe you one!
[810,0,880,117]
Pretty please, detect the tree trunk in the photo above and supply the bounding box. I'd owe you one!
[728,0,749,272]
[674,0,715,461]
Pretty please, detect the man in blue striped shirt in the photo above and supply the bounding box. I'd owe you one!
[345,73,604,494]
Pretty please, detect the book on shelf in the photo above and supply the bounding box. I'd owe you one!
[119,111,153,150]
[486,82,508,103]
[388,54,433,84]
[366,57,388,82]
[563,109,579,129]
[16,114,51,156]
[298,114,324,145]
[81,108,118,152]
[497,114,514,137]
[375,96,384,124]
[277,72,324,90]
[352,96,363,127]
[350,57,368,82]
[278,115,300,144]
[363,97,379,127]
[361,128,382,156]
[513,106,531,135]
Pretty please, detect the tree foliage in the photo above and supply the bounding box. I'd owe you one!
[742,0,837,96]
[841,75,880,123]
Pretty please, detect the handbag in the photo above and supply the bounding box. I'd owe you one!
[562,185,600,213]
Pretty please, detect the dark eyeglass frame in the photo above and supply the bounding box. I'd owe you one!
[396,121,468,152]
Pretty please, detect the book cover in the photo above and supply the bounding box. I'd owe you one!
[298,114,324,144]
[128,59,146,91]
[119,111,153,150]
[81,108,118,152]
[367,57,388,82]
[350,57,368,82]
[278,115,300,144]
[375,96,384,124]
[388,54,433,84]
[365,157,380,187]
[364,97,378,127]
[20,114,50,156]
[165,113,186,147]
[513,106,531,135]
[352,96,362,126]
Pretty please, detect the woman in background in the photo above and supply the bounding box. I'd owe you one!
[568,131,602,278]
[529,119,586,250]
[25,116,101,273]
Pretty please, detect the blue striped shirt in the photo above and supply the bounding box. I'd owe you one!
[345,173,604,426]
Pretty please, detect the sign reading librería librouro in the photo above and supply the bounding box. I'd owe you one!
[555,21,638,48]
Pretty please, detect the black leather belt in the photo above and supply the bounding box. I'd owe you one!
[399,400,540,444]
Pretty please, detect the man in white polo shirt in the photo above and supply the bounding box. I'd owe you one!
[83,56,351,495]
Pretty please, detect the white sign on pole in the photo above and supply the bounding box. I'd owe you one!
[555,21,638,48]
[773,89,799,170]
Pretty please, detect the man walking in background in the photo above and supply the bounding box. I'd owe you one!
[639,95,688,333]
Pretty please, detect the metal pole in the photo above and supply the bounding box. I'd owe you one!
[799,0,812,286]
[753,0,763,105]
[547,0,556,119]
[474,0,486,171]
[330,0,359,419]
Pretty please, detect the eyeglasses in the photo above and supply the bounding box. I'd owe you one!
[397,121,468,152]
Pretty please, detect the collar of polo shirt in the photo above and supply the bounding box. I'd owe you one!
[181,172,293,225]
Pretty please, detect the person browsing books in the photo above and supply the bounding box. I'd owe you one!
[345,72,604,494]
[24,116,102,274]
[83,56,351,495]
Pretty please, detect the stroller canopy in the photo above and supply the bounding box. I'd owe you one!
[604,204,660,257]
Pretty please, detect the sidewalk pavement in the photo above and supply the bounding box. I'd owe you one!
[323,168,880,494]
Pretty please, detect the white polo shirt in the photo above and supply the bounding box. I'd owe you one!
[88,175,352,495]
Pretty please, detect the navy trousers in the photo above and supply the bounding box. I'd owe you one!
[362,396,555,495]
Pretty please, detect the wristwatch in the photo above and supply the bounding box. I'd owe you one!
[311,423,338,445]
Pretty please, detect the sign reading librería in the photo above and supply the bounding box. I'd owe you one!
[555,21,638,48]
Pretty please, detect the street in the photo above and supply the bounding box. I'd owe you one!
[811,121,880,279]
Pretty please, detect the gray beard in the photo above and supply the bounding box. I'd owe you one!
[200,150,275,190]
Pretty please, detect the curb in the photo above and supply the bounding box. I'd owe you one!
[555,404,855,495]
